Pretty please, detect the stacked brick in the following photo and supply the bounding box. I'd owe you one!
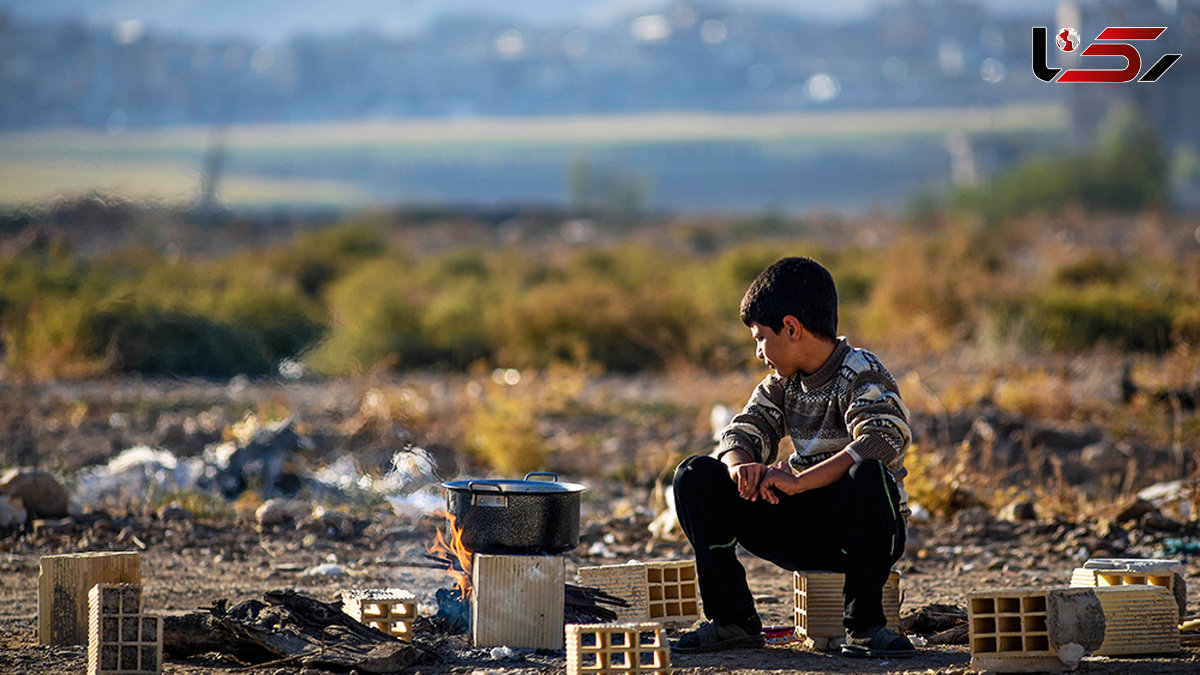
[967,587,1107,673]
[966,558,1188,670]
[792,570,900,649]
[1090,586,1180,656]
[1069,557,1186,620]
[1068,558,1183,657]
[566,622,670,675]
[341,589,418,641]
[576,561,699,625]
[87,583,162,675]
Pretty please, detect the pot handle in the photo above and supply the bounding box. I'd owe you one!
[467,481,504,494]
[523,472,559,483]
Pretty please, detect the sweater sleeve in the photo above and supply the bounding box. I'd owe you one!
[713,375,787,465]
[841,369,912,465]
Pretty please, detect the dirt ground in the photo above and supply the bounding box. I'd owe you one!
[2,509,1199,674]
[2,373,1200,674]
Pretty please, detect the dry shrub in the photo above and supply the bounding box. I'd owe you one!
[903,443,965,517]
[5,297,107,378]
[492,277,710,371]
[1024,284,1175,353]
[463,386,547,475]
[906,440,1096,521]
[462,366,592,475]
[306,257,431,373]
[991,369,1074,420]
[858,226,1005,353]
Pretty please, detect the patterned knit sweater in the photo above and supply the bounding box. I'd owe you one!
[715,337,911,504]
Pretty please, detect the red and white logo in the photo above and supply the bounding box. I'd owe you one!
[1056,27,1081,52]
[1033,26,1182,83]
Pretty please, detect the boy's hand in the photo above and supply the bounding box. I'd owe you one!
[726,462,767,500]
[757,467,799,503]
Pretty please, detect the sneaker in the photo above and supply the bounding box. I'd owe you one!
[840,625,916,658]
[671,620,766,653]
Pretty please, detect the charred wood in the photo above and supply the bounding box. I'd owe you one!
[162,590,440,674]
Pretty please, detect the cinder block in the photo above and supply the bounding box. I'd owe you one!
[577,561,699,625]
[1091,586,1180,656]
[341,589,417,641]
[968,587,1105,673]
[1070,557,1186,621]
[472,554,564,649]
[792,571,900,649]
[40,551,141,646]
[87,583,161,675]
[566,622,670,675]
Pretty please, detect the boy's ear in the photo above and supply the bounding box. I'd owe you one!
[781,315,804,340]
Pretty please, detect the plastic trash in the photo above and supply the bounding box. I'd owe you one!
[374,446,439,495]
[212,418,312,498]
[75,446,209,507]
[710,404,735,440]
[304,563,347,576]
[489,646,515,660]
[385,487,444,518]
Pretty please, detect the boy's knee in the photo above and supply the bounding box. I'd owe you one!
[674,455,725,493]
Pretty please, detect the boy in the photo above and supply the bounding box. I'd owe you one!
[672,256,913,658]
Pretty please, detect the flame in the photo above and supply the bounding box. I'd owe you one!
[428,510,473,599]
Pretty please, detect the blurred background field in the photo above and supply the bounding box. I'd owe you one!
[0,104,1067,211]
[2,0,1200,520]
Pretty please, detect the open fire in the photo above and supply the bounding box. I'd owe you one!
[425,510,473,634]
[427,510,473,599]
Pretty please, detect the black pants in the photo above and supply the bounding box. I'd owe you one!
[673,455,905,632]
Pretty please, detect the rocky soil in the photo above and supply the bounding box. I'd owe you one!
[2,372,1200,674]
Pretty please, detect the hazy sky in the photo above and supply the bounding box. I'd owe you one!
[0,0,1047,43]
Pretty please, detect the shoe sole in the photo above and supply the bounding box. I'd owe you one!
[671,635,766,653]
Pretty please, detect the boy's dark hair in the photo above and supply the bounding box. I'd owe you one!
[739,256,838,341]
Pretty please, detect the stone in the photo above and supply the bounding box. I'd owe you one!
[255,499,301,530]
[1141,511,1184,533]
[296,507,358,539]
[157,503,195,521]
[1056,642,1086,669]
[949,486,985,510]
[999,498,1038,522]
[1080,442,1129,473]
[1114,497,1157,523]
[0,468,69,519]
[0,495,27,528]
[952,506,995,528]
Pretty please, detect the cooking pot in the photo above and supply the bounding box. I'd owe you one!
[442,472,586,555]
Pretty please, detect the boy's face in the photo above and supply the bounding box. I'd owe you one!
[749,321,801,378]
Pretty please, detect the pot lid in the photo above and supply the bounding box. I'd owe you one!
[442,473,586,494]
